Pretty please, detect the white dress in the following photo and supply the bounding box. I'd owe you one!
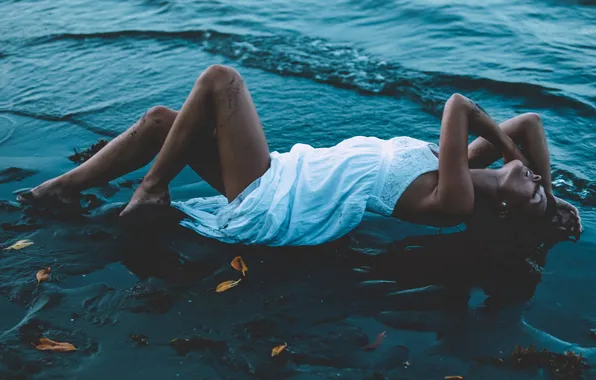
[172,136,439,246]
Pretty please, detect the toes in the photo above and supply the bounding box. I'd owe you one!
[16,190,35,204]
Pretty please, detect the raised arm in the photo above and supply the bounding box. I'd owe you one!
[413,93,518,218]
[466,111,581,235]
[467,112,551,193]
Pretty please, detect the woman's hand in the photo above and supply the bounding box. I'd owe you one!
[553,196,582,238]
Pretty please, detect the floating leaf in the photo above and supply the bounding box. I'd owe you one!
[216,279,242,293]
[271,342,288,357]
[445,377,463,380]
[363,331,386,351]
[34,338,77,352]
[36,267,51,283]
[231,256,248,276]
[4,239,34,251]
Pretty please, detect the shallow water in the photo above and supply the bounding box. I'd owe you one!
[1,0,595,379]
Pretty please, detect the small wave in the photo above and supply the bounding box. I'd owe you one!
[30,30,214,44]
[0,110,118,138]
[26,29,596,118]
[552,169,596,207]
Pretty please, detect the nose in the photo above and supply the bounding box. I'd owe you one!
[532,174,542,182]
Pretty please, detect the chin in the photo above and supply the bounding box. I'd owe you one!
[532,197,547,216]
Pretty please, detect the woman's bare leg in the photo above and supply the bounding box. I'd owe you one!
[21,106,179,204]
[120,64,270,219]
[22,105,226,201]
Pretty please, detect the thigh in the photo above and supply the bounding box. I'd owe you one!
[186,132,226,195]
[160,108,226,194]
[211,68,270,202]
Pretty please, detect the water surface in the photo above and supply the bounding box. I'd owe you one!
[1,0,595,378]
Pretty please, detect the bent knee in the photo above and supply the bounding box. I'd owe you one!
[143,106,176,134]
[146,105,176,122]
[520,112,542,127]
[446,93,468,107]
[197,64,243,92]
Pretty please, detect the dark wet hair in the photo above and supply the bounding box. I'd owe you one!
[468,192,562,240]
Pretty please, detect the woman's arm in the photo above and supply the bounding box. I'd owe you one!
[462,98,529,167]
[412,93,508,218]
[467,113,551,193]
[466,112,581,234]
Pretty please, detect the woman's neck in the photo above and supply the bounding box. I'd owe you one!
[470,168,503,200]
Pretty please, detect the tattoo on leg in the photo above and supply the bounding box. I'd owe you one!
[129,111,148,137]
[225,76,242,118]
[466,99,491,119]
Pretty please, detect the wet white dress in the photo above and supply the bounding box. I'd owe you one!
[172,136,439,246]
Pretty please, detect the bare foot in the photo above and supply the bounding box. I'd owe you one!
[119,182,171,225]
[16,178,80,207]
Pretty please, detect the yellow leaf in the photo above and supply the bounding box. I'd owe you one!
[36,267,51,283]
[35,338,77,352]
[231,256,248,276]
[4,239,34,251]
[271,342,288,357]
[216,279,242,293]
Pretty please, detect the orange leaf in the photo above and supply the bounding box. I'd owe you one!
[363,331,386,351]
[445,377,463,380]
[271,342,288,357]
[231,256,248,276]
[216,279,242,293]
[36,267,51,283]
[35,338,77,352]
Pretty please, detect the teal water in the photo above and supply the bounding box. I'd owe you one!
[1,0,595,379]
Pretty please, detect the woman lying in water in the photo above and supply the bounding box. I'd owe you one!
[19,64,582,246]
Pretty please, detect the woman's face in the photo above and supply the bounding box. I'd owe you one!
[501,160,547,215]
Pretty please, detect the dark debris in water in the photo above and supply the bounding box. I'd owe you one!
[0,168,38,185]
[129,333,149,346]
[169,336,228,356]
[1,216,41,233]
[481,344,590,379]
[67,139,109,165]
[125,282,175,314]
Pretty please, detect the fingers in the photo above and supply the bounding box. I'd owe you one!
[554,196,583,235]
[553,207,582,240]
[569,209,583,234]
